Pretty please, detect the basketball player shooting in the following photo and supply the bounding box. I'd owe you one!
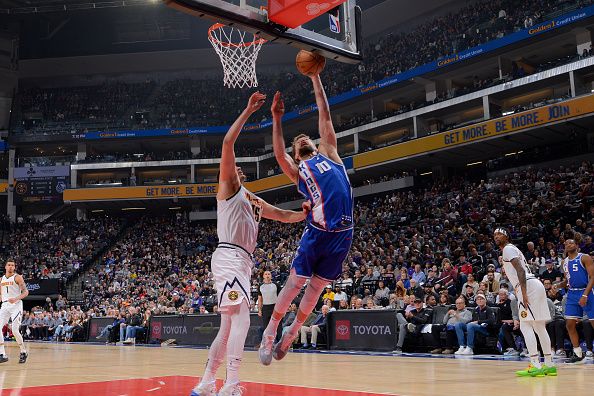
[493,228,555,377]
[191,92,310,396]
[553,237,594,363]
[0,259,29,364]
[258,71,354,365]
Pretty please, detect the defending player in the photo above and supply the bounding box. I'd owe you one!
[191,92,310,396]
[493,228,555,377]
[553,237,594,363]
[0,259,29,364]
[258,74,354,365]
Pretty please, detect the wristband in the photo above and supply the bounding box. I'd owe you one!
[582,295,589,298]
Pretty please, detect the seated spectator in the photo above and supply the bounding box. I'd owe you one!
[431,297,472,354]
[496,289,521,356]
[373,280,390,307]
[454,293,498,355]
[462,273,479,296]
[299,305,329,349]
[540,260,563,283]
[547,298,567,357]
[122,307,144,345]
[394,297,433,353]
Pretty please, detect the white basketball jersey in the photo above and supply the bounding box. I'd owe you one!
[501,243,534,289]
[1,274,21,302]
[217,185,262,253]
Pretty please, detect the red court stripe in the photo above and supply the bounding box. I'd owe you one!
[3,375,397,396]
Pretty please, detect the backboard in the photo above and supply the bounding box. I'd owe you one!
[163,0,362,63]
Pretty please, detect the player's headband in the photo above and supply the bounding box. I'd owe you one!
[494,227,508,237]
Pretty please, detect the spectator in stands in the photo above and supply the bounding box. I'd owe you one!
[431,297,472,354]
[373,281,390,307]
[454,293,498,355]
[540,260,563,282]
[299,305,329,349]
[547,298,567,358]
[394,297,433,353]
[497,289,521,356]
[122,307,144,345]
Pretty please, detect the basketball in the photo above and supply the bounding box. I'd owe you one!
[296,50,326,76]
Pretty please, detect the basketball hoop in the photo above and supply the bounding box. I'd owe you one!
[208,23,267,89]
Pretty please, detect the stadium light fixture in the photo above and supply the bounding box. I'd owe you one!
[122,207,146,211]
[420,171,433,176]
[466,161,483,166]
[91,209,104,213]
[169,207,182,210]
[502,111,514,116]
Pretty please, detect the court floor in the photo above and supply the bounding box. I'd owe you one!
[0,342,593,395]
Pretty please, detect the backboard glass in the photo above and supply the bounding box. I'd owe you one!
[163,0,362,63]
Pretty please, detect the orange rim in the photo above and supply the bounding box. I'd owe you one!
[208,23,267,48]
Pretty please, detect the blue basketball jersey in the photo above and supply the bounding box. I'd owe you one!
[297,153,353,232]
[564,253,589,288]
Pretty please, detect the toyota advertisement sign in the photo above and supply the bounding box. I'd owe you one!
[328,310,397,351]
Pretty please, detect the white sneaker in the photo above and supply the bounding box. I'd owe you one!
[520,348,529,358]
[217,382,244,396]
[554,349,566,358]
[504,348,520,356]
[258,333,275,366]
[586,350,594,359]
[461,346,474,355]
[454,346,466,355]
[122,338,133,344]
[190,380,216,396]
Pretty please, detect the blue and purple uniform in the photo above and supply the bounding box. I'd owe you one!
[563,253,594,319]
[292,153,353,281]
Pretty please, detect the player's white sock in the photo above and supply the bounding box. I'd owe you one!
[201,310,232,384]
[262,271,306,338]
[530,355,542,369]
[225,302,250,385]
[286,275,327,336]
[532,320,552,365]
[0,343,5,356]
[520,321,542,368]
[574,347,583,358]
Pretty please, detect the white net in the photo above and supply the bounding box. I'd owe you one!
[208,23,266,89]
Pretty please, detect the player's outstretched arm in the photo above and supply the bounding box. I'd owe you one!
[271,91,299,183]
[310,75,341,164]
[218,92,266,198]
[261,198,310,224]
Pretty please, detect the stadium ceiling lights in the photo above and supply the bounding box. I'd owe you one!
[0,0,158,15]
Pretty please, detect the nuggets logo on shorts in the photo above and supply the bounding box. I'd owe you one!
[520,310,528,318]
[228,291,239,301]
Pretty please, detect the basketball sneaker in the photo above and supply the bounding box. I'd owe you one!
[0,354,7,363]
[515,364,545,377]
[217,382,244,396]
[258,333,275,366]
[189,380,216,396]
[272,331,297,361]
[541,365,557,376]
[18,352,27,364]
[567,352,585,364]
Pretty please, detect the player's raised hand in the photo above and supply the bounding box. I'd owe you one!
[271,91,285,119]
[247,91,266,114]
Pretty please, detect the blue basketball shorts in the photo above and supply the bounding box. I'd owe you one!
[291,225,353,281]
[565,289,594,319]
